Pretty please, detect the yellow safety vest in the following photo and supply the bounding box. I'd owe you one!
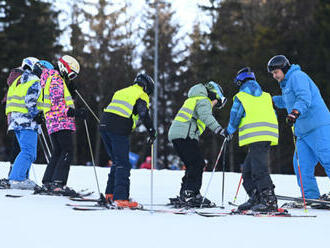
[6,76,39,115]
[37,75,75,114]
[235,91,279,147]
[174,96,211,135]
[104,84,150,130]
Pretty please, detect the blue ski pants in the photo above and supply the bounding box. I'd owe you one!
[9,129,38,181]
[100,130,131,201]
[293,125,330,199]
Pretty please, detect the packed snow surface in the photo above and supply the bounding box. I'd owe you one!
[0,162,329,248]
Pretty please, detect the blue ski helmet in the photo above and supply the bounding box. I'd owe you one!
[39,60,54,69]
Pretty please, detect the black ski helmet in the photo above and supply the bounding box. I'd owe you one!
[134,73,155,95]
[267,55,291,74]
[234,67,256,88]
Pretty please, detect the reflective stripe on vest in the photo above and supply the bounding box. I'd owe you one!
[37,75,75,113]
[104,84,150,130]
[174,96,211,135]
[6,76,39,115]
[235,91,279,147]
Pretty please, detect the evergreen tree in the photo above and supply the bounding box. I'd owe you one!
[140,1,186,169]
[74,0,137,165]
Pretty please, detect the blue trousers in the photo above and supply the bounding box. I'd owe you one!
[293,125,330,199]
[9,129,38,181]
[100,130,131,200]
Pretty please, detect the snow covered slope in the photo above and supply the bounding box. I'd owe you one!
[0,162,329,248]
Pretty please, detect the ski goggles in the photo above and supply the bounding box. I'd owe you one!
[59,58,78,80]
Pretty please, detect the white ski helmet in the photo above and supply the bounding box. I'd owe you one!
[57,55,80,80]
[21,57,39,70]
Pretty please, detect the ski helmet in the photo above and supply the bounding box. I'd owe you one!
[39,60,54,69]
[267,55,291,74]
[205,81,227,109]
[58,55,80,80]
[21,57,39,71]
[234,67,256,88]
[134,73,155,95]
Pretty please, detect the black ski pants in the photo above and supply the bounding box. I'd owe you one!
[42,130,73,186]
[172,138,205,195]
[242,141,274,195]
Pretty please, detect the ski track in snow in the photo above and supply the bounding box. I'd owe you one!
[0,162,329,248]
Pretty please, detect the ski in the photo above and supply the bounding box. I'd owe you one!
[231,208,317,218]
[228,201,239,207]
[5,194,25,198]
[69,197,99,202]
[72,207,110,211]
[276,195,330,206]
[5,190,94,199]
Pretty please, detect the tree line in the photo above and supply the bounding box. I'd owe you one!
[1,0,329,175]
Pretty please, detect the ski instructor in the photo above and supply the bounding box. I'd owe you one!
[268,55,330,201]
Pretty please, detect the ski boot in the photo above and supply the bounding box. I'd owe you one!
[34,183,54,195]
[251,188,278,212]
[0,178,10,189]
[238,189,259,211]
[9,179,37,190]
[311,192,330,209]
[180,190,216,208]
[50,182,79,197]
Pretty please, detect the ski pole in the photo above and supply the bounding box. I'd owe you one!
[292,133,308,212]
[150,144,154,213]
[201,138,227,208]
[75,89,100,123]
[233,175,243,203]
[38,135,49,164]
[84,119,102,200]
[40,126,52,160]
[221,140,227,208]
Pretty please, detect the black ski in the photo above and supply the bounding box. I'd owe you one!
[276,195,330,206]
[5,194,25,198]
[69,197,99,202]
[228,201,239,207]
[5,190,94,199]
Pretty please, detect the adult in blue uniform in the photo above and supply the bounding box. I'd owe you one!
[268,55,330,200]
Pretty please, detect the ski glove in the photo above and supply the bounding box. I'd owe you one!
[286,109,300,127]
[33,111,45,124]
[67,108,88,119]
[147,127,157,145]
[220,128,233,141]
[67,82,78,97]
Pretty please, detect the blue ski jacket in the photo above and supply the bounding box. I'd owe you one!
[226,80,263,134]
[272,64,330,137]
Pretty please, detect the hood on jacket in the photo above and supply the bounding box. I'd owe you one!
[280,64,301,87]
[188,83,208,98]
[20,70,39,84]
[239,80,262,97]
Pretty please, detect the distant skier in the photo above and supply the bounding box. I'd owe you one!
[222,67,279,212]
[99,73,156,208]
[168,81,227,208]
[268,55,330,202]
[35,55,87,196]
